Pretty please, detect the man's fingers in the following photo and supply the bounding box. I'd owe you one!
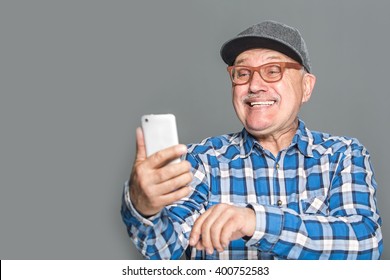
[210,212,232,252]
[153,160,192,185]
[195,242,204,251]
[135,127,147,162]
[159,186,192,206]
[190,210,211,247]
[190,205,225,254]
[219,218,238,249]
[199,205,228,253]
[190,205,254,254]
[143,162,192,198]
[148,144,187,169]
[158,169,192,192]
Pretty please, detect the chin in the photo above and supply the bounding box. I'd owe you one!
[245,124,273,137]
[245,118,273,131]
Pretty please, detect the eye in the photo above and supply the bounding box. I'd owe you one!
[234,67,251,79]
[264,65,282,76]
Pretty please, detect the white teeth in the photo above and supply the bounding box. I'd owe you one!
[250,101,275,106]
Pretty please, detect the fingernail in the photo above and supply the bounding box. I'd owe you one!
[206,248,213,255]
[178,144,187,153]
[189,238,194,246]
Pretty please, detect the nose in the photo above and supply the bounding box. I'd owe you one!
[249,70,268,93]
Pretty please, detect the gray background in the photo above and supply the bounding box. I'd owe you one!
[1,0,389,259]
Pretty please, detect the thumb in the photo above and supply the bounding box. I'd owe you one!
[135,127,147,162]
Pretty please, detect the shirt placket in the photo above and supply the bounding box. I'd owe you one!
[273,151,286,208]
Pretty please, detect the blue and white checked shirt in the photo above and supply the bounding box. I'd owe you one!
[121,119,383,259]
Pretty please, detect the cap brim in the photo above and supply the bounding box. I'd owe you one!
[220,36,303,67]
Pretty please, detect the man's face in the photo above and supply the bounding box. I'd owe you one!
[232,48,315,140]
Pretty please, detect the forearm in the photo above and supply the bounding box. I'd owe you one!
[121,183,192,259]
[247,203,383,259]
[121,176,210,259]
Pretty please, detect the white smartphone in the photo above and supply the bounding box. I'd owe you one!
[141,114,181,163]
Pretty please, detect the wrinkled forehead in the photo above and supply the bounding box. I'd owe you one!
[234,48,298,65]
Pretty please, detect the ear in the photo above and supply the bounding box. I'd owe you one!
[301,73,316,103]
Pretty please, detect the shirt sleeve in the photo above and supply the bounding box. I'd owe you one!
[120,152,209,259]
[246,143,383,259]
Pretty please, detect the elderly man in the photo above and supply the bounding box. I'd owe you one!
[121,20,383,259]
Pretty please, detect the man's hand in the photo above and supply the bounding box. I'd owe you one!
[129,127,193,217]
[189,204,256,254]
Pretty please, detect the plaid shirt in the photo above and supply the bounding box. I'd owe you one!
[121,119,383,259]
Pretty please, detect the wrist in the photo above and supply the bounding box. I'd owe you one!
[243,206,256,238]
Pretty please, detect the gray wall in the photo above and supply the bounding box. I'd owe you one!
[1,0,389,259]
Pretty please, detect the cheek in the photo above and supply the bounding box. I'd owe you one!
[278,82,304,105]
[232,87,245,106]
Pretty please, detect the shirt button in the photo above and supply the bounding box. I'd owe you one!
[276,163,280,169]
[277,200,283,206]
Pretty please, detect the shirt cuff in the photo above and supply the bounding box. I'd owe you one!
[123,181,161,227]
[245,203,284,250]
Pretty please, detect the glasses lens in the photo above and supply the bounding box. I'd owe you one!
[232,67,251,84]
[261,64,282,82]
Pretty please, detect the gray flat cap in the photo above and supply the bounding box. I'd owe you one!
[220,20,311,72]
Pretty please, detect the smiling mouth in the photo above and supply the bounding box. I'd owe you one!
[249,101,276,107]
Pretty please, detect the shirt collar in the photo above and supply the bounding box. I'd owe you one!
[291,119,315,157]
[239,119,317,158]
[240,128,258,158]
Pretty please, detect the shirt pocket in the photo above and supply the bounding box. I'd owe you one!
[300,195,329,216]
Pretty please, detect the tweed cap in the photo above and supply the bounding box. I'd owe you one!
[220,20,311,72]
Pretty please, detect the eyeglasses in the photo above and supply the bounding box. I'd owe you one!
[227,62,302,85]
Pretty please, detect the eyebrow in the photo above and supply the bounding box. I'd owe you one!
[234,55,283,65]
